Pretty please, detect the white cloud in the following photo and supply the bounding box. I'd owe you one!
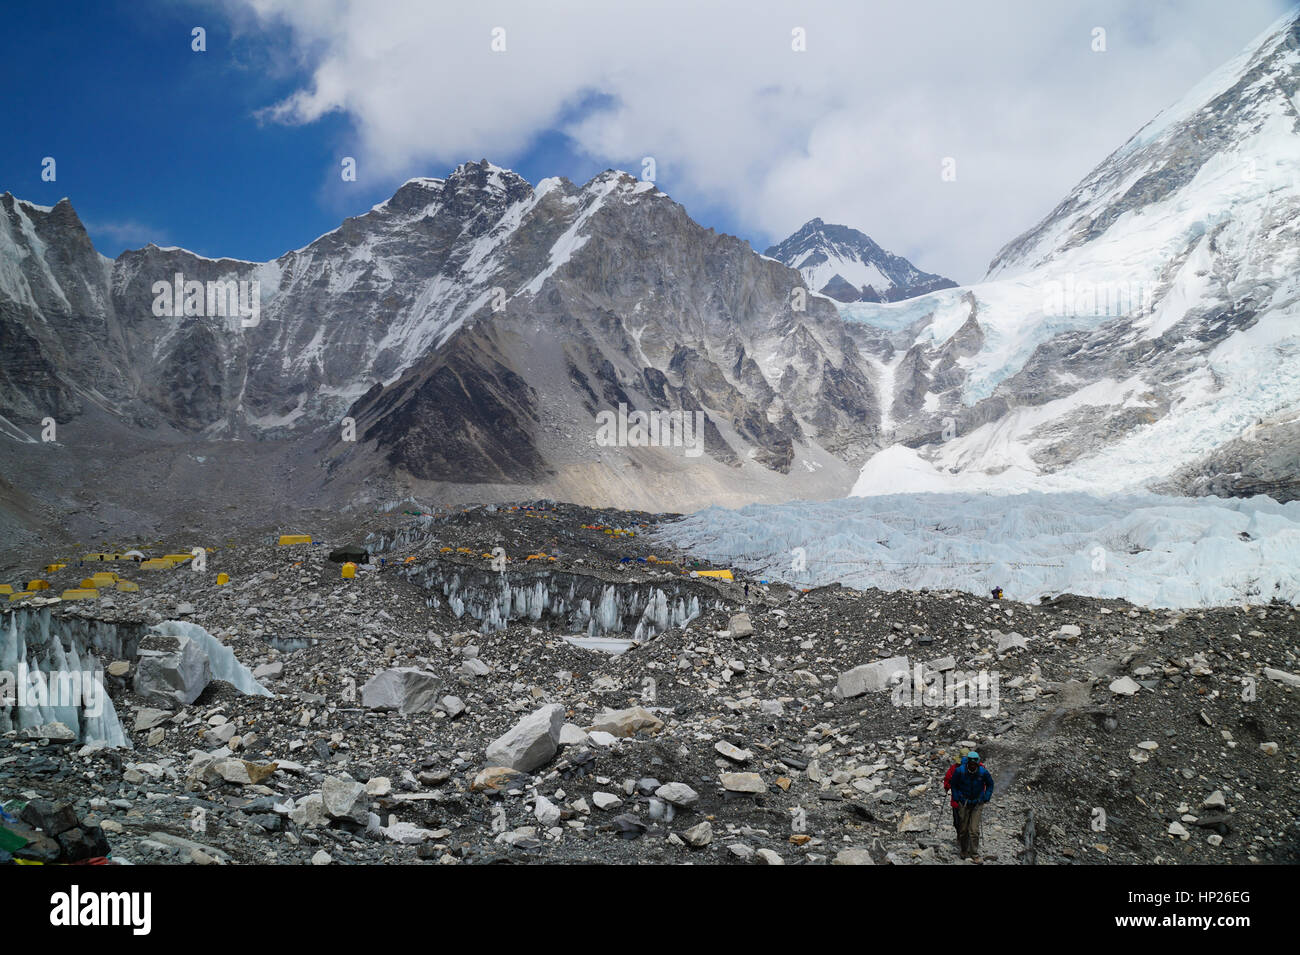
[226,0,1294,282]
[85,219,170,250]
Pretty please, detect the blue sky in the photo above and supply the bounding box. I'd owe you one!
[1,1,1293,280]
[1,1,593,260]
[0,2,680,262]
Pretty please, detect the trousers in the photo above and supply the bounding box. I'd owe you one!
[955,802,984,856]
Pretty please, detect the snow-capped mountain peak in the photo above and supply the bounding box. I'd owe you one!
[765,218,956,303]
[841,8,1300,502]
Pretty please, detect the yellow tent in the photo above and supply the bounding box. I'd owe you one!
[694,569,734,581]
[278,534,313,546]
[61,588,99,600]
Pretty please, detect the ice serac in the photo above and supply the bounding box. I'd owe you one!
[402,561,700,638]
[838,10,1300,502]
[150,620,272,696]
[133,632,212,707]
[0,609,133,748]
[655,491,1300,609]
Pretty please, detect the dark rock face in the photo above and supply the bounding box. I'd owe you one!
[1157,416,1300,503]
[0,162,885,504]
[350,327,551,484]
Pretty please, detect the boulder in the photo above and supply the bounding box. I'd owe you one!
[133,708,170,731]
[836,656,909,698]
[728,613,754,638]
[1108,676,1141,696]
[585,705,664,738]
[486,703,565,773]
[681,821,713,847]
[207,757,277,786]
[244,761,278,785]
[206,723,237,745]
[611,814,646,838]
[1263,667,1300,687]
[534,795,562,827]
[380,822,436,844]
[57,826,111,862]
[20,799,79,836]
[897,811,931,833]
[438,695,466,718]
[19,721,76,742]
[322,776,367,820]
[715,741,752,763]
[834,848,876,865]
[458,658,492,677]
[996,631,1028,652]
[655,783,699,807]
[133,634,211,707]
[471,767,528,792]
[559,723,589,745]
[719,772,766,794]
[288,793,327,828]
[361,667,441,714]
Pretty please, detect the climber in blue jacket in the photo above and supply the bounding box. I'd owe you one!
[948,751,994,861]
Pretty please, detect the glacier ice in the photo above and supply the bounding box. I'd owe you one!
[654,491,1300,608]
[404,564,700,637]
[0,609,133,748]
[0,611,272,749]
[150,620,272,697]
